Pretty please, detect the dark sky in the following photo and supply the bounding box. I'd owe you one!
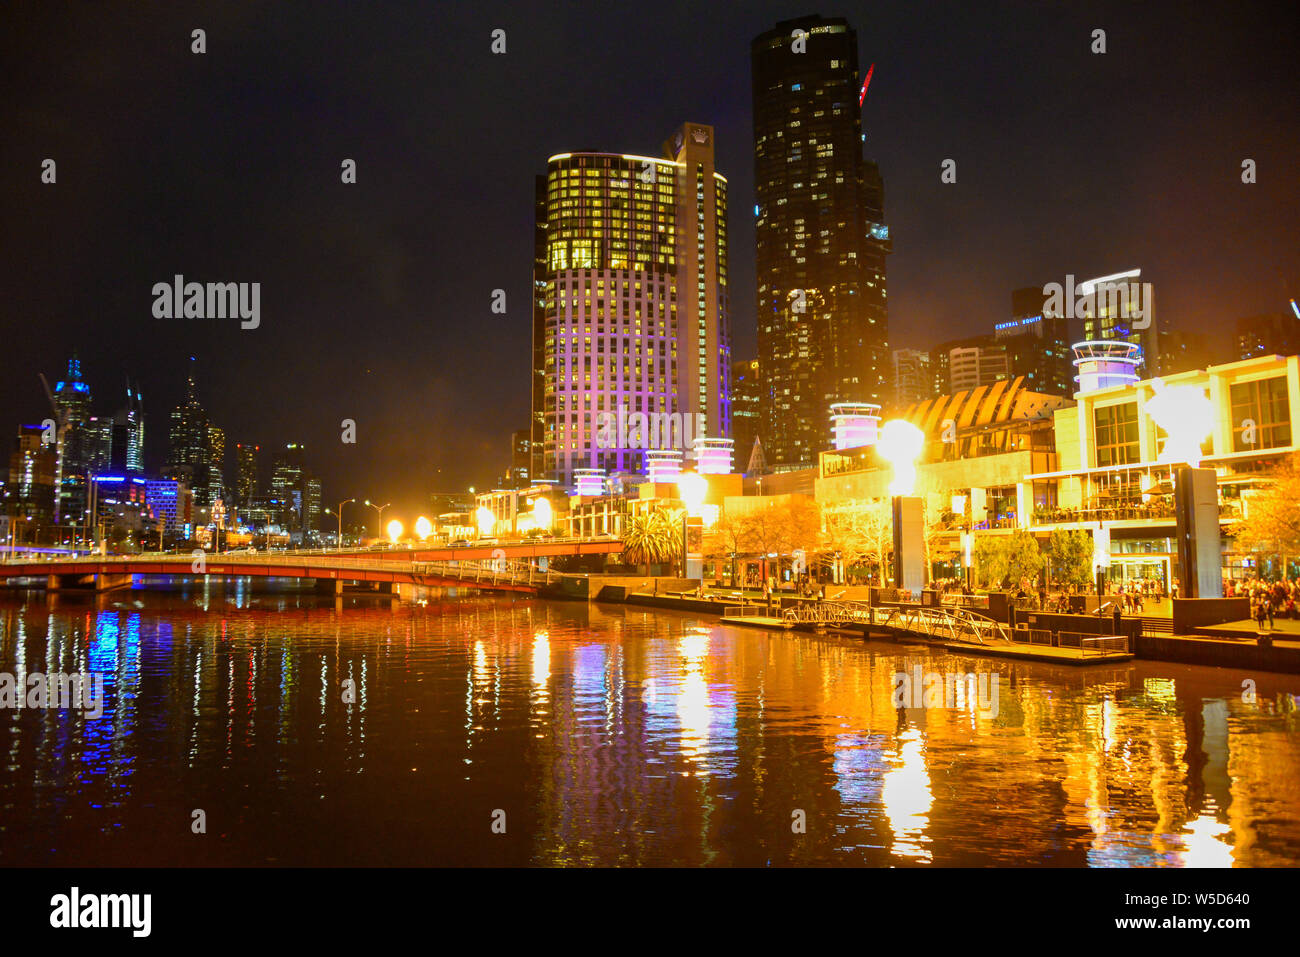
[4,0,1297,520]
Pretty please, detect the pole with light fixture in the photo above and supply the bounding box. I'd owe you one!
[878,420,926,598]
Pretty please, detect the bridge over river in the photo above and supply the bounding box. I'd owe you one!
[0,537,623,596]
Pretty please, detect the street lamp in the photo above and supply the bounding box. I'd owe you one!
[363,500,390,540]
[326,498,354,551]
[251,509,277,551]
[386,519,404,544]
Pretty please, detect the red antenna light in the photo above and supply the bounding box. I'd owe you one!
[859,63,875,107]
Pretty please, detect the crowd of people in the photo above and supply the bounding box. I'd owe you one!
[1227,577,1300,629]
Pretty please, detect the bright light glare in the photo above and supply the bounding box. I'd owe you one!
[877,420,925,496]
[677,472,708,512]
[1147,379,1214,467]
[414,516,433,540]
[475,506,495,537]
[532,497,552,529]
[386,519,404,543]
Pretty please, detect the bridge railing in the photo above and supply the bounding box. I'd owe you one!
[4,552,559,588]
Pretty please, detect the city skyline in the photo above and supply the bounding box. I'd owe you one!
[3,0,1300,903]
[4,1,1297,517]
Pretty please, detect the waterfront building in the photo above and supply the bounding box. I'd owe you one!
[813,354,1300,587]
[89,474,152,544]
[1078,269,1159,373]
[473,484,566,538]
[145,477,193,537]
[753,14,890,467]
[533,122,731,490]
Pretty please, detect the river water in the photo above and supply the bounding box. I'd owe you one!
[1,582,1297,866]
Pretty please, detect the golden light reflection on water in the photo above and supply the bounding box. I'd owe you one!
[0,589,1297,866]
[882,728,933,863]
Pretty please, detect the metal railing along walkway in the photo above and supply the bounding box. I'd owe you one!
[875,605,1009,645]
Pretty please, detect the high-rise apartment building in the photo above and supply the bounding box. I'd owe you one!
[532,122,731,489]
[995,287,1073,397]
[236,443,260,506]
[753,14,889,468]
[933,335,1009,394]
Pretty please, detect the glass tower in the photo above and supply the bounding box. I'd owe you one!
[752,15,890,468]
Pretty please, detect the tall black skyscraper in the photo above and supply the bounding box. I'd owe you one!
[752,14,889,469]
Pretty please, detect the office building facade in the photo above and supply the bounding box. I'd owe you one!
[996,287,1073,397]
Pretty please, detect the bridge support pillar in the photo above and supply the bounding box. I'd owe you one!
[314,578,344,596]
[94,572,133,592]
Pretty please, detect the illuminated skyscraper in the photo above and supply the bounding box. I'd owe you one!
[236,442,260,506]
[52,353,94,525]
[110,380,145,475]
[753,15,890,468]
[208,425,226,503]
[533,122,731,490]
[165,360,218,505]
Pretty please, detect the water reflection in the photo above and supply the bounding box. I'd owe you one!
[0,582,1297,866]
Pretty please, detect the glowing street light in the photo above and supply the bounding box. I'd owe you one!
[414,516,433,540]
[362,500,391,540]
[326,497,354,551]
[1147,379,1215,468]
[877,420,925,496]
[475,506,496,538]
[386,519,404,543]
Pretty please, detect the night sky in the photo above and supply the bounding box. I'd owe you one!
[4,0,1297,519]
